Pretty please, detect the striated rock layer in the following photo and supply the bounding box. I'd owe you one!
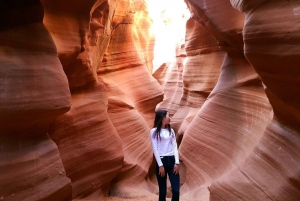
[1,0,161,199]
[0,0,72,201]
[0,0,71,130]
[43,0,126,199]
[154,0,280,200]
[97,0,163,196]
[172,18,225,141]
[209,1,300,200]
[48,83,123,199]
[1,0,300,200]
[0,128,72,201]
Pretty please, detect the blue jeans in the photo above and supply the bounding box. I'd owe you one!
[155,155,180,201]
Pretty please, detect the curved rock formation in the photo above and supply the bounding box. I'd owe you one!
[48,83,124,199]
[97,0,163,196]
[0,0,72,201]
[0,0,71,130]
[42,0,126,199]
[0,128,72,201]
[1,0,300,200]
[160,0,274,200]
[209,1,300,200]
[172,18,225,140]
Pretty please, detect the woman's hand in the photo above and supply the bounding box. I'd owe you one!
[159,166,165,177]
[173,164,180,175]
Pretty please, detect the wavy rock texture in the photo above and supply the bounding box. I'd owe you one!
[172,18,225,140]
[174,0,274,200]
[49,83,123,199]
[153,18,224,145]
[98,0,162,125]
[97,0,163,196]
[0,128,72,201]
[0,1,71,130]
[107,100,155,196]
[2,0,300,200]
[132,1,156,73]
[0,1,72,201]
[42,0,127,199]
[153,55,184,120]
[41,0,111,90]
[209,1,300,200]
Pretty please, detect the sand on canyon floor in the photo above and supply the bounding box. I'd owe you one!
[104,197,200,201]
[74,195,202,201]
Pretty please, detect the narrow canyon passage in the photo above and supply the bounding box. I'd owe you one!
[0,0,300,201]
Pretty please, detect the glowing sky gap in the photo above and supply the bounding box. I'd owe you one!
[146,0,190,73]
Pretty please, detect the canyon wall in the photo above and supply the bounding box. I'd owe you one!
[154,0,300,200]
[42,0,124,199]
[1,0,160,200]
[0,0,300,200]
[0,1,72,201]
[209,1,300,200]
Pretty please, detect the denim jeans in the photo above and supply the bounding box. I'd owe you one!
[155,155,180,201]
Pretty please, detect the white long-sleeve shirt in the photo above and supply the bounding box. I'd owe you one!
[150,127,180,167]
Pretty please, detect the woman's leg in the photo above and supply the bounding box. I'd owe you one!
[169,170,180,201]
[156,163,167,201]
[168,157,180,201]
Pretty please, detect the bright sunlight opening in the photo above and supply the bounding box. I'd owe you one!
[146,0,190,73]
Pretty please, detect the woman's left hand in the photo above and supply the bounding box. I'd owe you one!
[173,164,180,175]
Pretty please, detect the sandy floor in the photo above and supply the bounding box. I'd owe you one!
[75,195,198,201]
[106,197,203,201]
[104,196,161,201]
[103,197,195,201]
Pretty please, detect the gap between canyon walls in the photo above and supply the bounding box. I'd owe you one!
[0,0,300,201]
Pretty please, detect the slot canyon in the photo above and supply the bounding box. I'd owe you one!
[0,0,300,200]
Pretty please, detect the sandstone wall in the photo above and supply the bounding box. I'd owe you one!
[97,0,162,196]
[1,0,160,200]
[1,0,300,200]
[0,1,72,201]
[209,1,300,200]
[155,0,300,200]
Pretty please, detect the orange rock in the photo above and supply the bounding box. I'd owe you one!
[97,2,163,195]
[209,1,300,200]
[0,20,71,130]
[0,128,72,201]
[49,83,124,199]
[2,0,300,200]
[41,0,126,198]
[0,1,72,200]
[172,1,273,200]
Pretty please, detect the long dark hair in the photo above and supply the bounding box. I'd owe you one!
[152,109,171,140]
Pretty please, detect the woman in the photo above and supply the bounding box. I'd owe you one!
[150,109,180,201]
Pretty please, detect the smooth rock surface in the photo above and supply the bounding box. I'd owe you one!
[0,1,72,200]
[1,0,300,200]
[209,1,300,200]
[97,1,163,196]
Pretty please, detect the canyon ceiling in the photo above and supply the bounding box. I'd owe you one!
[0,0,300,201]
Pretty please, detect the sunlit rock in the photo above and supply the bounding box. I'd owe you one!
[42,0,125,199]
[97,0,163,196]
[172,18,225,140]
[1,0,300,200]
[176,1,273,200]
